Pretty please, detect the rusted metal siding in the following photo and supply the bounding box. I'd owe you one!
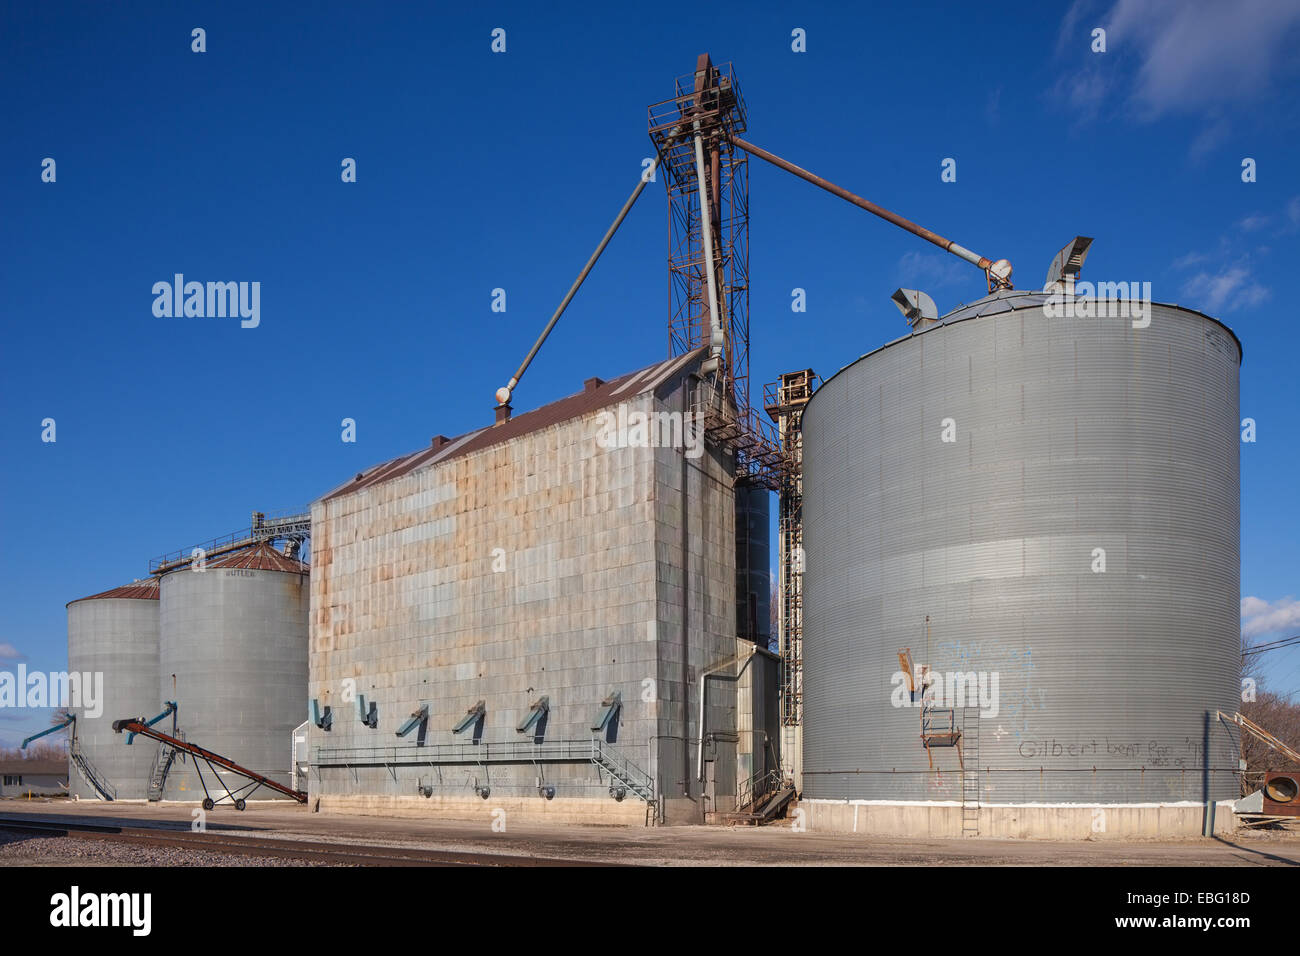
[322,348,708,501]
[801,293,1242,804]
[308,354,747,819]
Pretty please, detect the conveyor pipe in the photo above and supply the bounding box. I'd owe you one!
[496,156,661,411]
[727,134,1011,289]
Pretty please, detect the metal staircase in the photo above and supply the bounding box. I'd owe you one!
[716,768,795,825]
[146,732,185,802]
[961,707,980,836]
[69,738,116,802]
[590,741,659,822]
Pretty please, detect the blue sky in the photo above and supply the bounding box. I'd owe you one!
[2,1,1298,746]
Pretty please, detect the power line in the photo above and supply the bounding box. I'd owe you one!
[1242,634,1300,657]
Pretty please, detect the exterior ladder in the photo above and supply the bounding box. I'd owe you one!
[146,731,185,801]
[961,707,980,836]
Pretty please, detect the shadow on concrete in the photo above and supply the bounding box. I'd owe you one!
[1212,833,1300,866]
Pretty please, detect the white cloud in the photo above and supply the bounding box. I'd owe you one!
[1242,595,1300,639]
[1105,0,1300,118]
[1049,67,1115,121]
[1180,264,1270,312]
[1052,0,1300,145]
[897,250,969,290]
[1055,0,1098,55]
[0,643,24,663]
[1236,213,1270,232]
[1171,250,1210,269]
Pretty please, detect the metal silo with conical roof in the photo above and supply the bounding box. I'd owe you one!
[800,290,1242,833]
[158,541,309,801]
[66,578,161,800]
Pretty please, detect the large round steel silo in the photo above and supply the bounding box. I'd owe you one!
[801,290,1241,806]
[66,578,161,800]
[158,542,308,801]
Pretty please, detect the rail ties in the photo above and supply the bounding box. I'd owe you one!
[0,815,611,867]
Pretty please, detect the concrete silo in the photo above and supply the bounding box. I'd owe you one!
[158,541,308,801]
[66,578,161,800]
[798,290,1242,838]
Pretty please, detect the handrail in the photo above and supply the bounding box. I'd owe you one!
[737,767,786,811]
[70,739,116,801]
[310,737,656,803]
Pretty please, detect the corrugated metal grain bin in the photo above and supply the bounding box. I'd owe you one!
[159,542,308,800]
[801,290,1242,805]
[66,578,161,799]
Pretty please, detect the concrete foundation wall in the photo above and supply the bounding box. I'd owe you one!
[316,793,648,826]
[797,798,1239,839]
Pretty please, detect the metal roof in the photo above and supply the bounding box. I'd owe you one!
[204,540,309,573]
[67,576,160,606]
[320,348,708,502]
[810,289,1244,408]
[0,759,66,777]
[937,289,1243,358]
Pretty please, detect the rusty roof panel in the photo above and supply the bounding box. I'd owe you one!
[206,541,309,573]
[321,349,707,503]
[67,577,161,606]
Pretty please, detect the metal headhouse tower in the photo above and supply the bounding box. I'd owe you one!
[648,54,750,412]
[647,55,784,491]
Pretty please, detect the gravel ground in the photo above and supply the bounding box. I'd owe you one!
[5,800,1298,866]
[0,829,345,867]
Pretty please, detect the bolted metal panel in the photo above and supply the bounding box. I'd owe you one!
[66,586,160,800]
[159,557,309,799]
[801,295,1242,804]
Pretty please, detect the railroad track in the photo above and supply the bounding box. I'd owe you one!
[0,816,606,867]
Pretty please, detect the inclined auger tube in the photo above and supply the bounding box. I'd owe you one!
[727,134,1012,291]
[692,124,725,373]
[496,155,662,414]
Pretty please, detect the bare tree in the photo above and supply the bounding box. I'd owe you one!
[0,711,71,763]
[1237,639,1300,795]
